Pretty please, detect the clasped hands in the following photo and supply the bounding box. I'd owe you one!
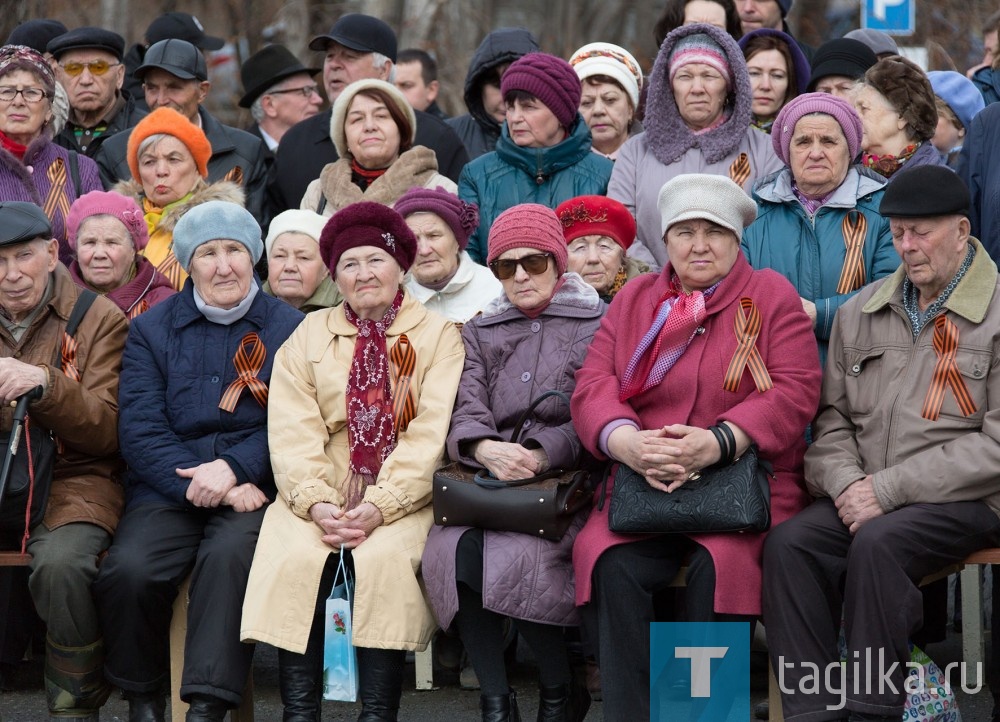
[310,501,385,549]
[473,439,549,481]
[835,474,883,534]
[607,424,725,493]
[178,459,266,512]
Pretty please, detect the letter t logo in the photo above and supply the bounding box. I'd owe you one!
[675,646,728,697]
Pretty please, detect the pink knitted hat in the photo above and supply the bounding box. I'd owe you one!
[66,190,149,251]
[486,203,568,275]
[668,33,732,87]
[500,53,582,129]
[772,92,863,166]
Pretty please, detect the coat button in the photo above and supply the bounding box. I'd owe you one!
[522,419,532,429]
[531,322,541,333]
[851,364,861,374]
[521,372,531,382]
[211,375,220,383]
[973,367,984,378]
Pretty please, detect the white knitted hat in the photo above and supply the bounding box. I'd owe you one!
[657,174,756,238]
[264,209,328,258]
[569,42,644,109]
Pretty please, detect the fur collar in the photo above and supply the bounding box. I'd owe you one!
[318,146,441,213]
[644,23,753,165]
[479,272,604,322]
[111,178,246,233]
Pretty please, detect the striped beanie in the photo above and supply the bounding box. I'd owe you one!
[669,33,731,88]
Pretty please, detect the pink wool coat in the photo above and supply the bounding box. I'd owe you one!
[570,253,822,615]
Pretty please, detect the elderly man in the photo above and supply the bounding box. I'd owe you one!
[762,165,1000,722]
[738,0,813,60]
[0,201,128,720]
[49,27,147,158]
[95,39,269,225]
[270,12,468,214]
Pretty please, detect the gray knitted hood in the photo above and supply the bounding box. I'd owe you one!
[644,23,752,165]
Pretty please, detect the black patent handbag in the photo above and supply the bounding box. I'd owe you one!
[605,444,772,534]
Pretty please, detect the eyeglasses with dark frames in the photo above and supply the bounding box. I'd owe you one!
[0,86,49,103]
[489,253,553,281]
[58,60,121,77]
[265,85,320,99]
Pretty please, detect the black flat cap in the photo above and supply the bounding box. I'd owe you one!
[6,19,68,54]
[0,202,52,247]
[239,45,320,108]
[308,13,397,62]
[47,27,126,62]
[146,12,224,51]
[136,39,208,82]
[880,166,970,218]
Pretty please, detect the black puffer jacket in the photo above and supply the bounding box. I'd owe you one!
[447,28,539,161]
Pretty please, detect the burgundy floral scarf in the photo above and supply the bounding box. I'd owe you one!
[343,288,404,508]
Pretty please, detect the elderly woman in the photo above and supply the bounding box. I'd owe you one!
[240,202,465,721]
[394,186,502,323]
[571,174,821,722]
[653,0,744,46]
[608,23,783,270]
[113,107,245,291]
[263,209,341,312]
[556,194,647,302]
[806,38,877,97]
[459,53,614,265]
[422,204,604,722]
[569,42,645,159]
[0,45,101,265]
[92,201,303,721]
[301,79,456,217]
[855,56,945,181]
[66,190,174,318]
[742,93,898,362]
[739,29,811,133]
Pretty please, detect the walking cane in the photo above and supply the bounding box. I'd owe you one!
[0,385,44,511]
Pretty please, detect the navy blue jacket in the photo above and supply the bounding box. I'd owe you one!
[119,282,303,509]
[958,102,1000,263]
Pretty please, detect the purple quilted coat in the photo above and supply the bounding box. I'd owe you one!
[422,274,605,628]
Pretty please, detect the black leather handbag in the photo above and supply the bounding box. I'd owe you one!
[606,444,772,534]
[433,390,592,541]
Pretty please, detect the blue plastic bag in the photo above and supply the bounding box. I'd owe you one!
[323,547,358,701]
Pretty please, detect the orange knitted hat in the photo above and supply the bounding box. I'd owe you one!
[126,106,211,182]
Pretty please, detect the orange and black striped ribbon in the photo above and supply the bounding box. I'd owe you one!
[723,298,774,393]
[728,152,751,188]
[224,166,245,186]
[921,315,978,421]
[390,334,416,433]
[43,158,72,222]
[61,333,81,382]
[219,332,268,412]
[127,300,149,320]
[836,211,868,294]
[157,252,184,291]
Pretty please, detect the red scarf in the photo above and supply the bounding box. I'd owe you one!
[0,129,27,161]
[350,159,388,190]
[861,143,919,179]
[343,289,404,508]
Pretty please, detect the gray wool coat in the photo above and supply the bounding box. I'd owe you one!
[421,274,606,628]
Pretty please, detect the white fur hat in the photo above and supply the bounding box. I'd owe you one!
[569,42,644,109]
[329,78,417,159]
[264,209,328,258]
[657,174,757,238]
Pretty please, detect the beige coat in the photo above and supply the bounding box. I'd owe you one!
[241,292,464,652]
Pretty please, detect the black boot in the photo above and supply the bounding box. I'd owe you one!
[481,690,521,722]
[185,693,229,722]
[536,679,591,722]
[356,647,405,722]
[126,691,167,722]
[278,646,323,722]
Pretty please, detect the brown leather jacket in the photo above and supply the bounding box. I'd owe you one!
[1,263,129,534]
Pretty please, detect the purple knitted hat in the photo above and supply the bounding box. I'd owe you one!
[500,53,582,129]
[772,92,863,166]
[394,186,480,251]
[320,201,416,274]
[669,33,732,88]
[487,204,568,275]
[67,191,149,251]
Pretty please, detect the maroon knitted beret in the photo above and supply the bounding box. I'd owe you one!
[319,201,416,274]
[500,52,582,129]
[393,186,480,251]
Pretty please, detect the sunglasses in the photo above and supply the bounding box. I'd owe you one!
[58,60,121,77]
[489,253,552,281]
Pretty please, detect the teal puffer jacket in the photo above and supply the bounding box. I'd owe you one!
[459,116,613,264]
[741,166,900,363]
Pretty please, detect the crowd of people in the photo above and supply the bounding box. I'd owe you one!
[2,3,1000,722]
